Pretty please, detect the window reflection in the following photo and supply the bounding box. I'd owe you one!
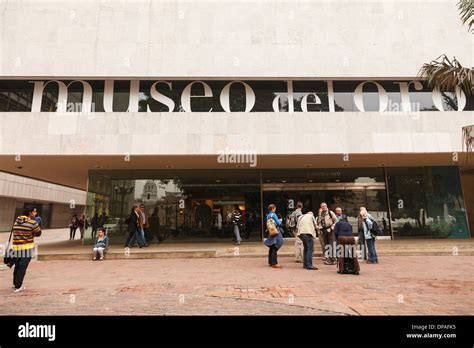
[387,166,468,239]
[0,79,472,112]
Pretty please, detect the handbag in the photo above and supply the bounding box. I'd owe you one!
[266,217,279,236]
[3,226,15,268]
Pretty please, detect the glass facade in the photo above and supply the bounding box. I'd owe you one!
[84,169,261,245]
[83,166,469,244]
[387,166,469,239]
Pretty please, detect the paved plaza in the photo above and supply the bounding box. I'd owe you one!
[1,254,472,316]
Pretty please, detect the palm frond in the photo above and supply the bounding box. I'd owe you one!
[457,0,474,32]
[418,54,473,96]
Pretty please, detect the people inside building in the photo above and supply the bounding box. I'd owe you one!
[316,202,338,265]
[91,213,100,240]
[264,204,284,268]
[78,214,86,240]
[213,208,223,238]
[68,214,79,240]
[92,228,109,261]
[232,205,243,245]
[149,207,161,242]
[296,211,318,270]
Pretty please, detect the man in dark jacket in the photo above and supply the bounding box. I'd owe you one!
[11,206,41,292]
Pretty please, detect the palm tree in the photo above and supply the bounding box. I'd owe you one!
[418,0,473,96]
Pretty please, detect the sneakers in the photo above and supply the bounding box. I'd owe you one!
[99,257,104,261]
[13,286,26,293]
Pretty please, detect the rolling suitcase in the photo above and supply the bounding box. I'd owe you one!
[338,256,360,275]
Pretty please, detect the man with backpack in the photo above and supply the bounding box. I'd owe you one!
[287,202,304,263]
[316,202,338,265]
[360,207,380,264]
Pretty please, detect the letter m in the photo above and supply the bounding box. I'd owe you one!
[30,80,93,112]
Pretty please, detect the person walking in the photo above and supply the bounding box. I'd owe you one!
[68,214,79,240]
[287,201,304,263]
[78,214,86,240]
[138,204,150,246]
[360,207,379,264]
[296,211,318,270]
[11,206,42,293]
[232,205,243,245]
[91,213,100,240]
[124,206,145,249]
[264,204,284,268]
[316,202,337,265]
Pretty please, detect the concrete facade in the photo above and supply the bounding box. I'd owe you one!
[0,111,472,156]
[0,0,472,78]
[0,0,472,238]
[0,172,86,231]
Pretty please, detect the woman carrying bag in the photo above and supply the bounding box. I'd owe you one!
[264,204,284,268]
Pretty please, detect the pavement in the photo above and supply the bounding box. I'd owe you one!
[1,229,473,315]
[1,254,473,315]
[2,229,474,261]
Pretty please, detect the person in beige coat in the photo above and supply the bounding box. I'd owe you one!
[296,211,318,270]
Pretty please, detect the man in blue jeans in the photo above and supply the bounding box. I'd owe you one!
[296,211,318,270]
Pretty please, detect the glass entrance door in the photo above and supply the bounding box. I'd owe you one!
[262,182,390,237]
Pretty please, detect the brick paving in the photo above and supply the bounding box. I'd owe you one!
[1,255,473,315]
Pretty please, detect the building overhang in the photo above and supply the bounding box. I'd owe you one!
[1,153,472,190]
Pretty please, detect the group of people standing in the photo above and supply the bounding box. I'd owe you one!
[264,202,379,272]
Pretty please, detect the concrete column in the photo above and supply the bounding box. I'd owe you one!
[0,197,16,232]
[50,204,85,229]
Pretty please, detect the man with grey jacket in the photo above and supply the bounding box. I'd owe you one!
[296,211,318,270]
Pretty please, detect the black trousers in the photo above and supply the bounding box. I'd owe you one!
[13,257,31,289]
[70,227,77,239]
[268,245,278,266]
[91,228,98,240]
